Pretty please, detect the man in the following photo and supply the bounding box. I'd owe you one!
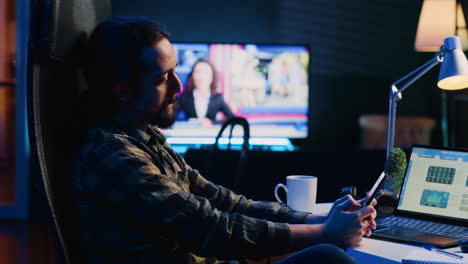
[73,17,377,264]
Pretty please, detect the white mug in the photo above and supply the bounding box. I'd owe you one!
[274,175,317,213]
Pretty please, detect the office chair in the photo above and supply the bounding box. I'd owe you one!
[28,0,111,263]
[184,117,250,192]
[209,117,250,192]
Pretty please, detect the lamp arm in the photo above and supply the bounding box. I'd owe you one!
[394,56,443,97]
[393,55,441,91]
[385,53,443,160]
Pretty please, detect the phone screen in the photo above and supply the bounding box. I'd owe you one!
[363,172,387,206]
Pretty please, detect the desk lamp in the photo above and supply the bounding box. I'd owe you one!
[386,36,468,159]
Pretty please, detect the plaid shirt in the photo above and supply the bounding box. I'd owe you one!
[72,115,309,264]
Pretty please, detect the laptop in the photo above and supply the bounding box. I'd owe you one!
[372,144,468,248]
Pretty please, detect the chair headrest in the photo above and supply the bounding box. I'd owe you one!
[46,0,112,61]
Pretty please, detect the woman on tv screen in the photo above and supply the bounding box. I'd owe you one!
[175,59,234,127]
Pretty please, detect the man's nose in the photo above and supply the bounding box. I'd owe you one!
[173,74,183,94]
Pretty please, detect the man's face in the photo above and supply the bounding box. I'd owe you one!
[132,38,182,128]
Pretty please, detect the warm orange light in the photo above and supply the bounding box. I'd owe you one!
[438,75,468,89]
[415,0,456,52]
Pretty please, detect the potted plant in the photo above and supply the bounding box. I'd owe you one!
[384,147,407,196]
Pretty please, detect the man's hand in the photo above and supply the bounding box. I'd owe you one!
[357,196,378,208]
[327,195,377,234]
[304,194,362,224]
[292,195,377,250]
[357,196,377,237]
[304,195,377,225]
[322,196,377,248]
[328,195,362,218]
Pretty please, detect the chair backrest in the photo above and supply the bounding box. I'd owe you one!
[209,117,250,191]
[28,1,111,263]
[185,117,250,192]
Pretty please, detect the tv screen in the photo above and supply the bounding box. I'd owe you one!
[163,43,310,139]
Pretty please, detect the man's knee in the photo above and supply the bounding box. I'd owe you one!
[279,244,356,264]
[306,244,355,264]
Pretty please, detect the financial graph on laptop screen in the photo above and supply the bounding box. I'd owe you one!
[163,43,310,139]
[398,146,468,220]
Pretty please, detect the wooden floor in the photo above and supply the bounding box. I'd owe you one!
[0,221,61,264]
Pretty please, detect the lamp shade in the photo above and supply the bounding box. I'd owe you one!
[415,0,456,52]
[438,36,468,90]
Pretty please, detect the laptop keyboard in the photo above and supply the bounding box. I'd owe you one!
[376,216,468,239]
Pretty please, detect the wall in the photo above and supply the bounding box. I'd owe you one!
[112,0,279,43]
[112,0,451,150]
[277,1,444,149]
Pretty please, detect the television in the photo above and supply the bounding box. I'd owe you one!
[163,42,310,143]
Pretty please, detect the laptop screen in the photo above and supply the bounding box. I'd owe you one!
[398,145,468,221]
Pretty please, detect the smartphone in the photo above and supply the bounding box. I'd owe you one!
[363,171,388,206]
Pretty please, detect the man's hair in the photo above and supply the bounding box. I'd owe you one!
[185,59,218,94]
[84,17,169,107]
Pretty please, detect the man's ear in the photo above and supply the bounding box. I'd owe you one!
[112,84,131,103]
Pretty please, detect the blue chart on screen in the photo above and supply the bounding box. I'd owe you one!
[420,189,450,209]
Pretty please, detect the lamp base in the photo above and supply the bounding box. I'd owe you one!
[375,190,398,216]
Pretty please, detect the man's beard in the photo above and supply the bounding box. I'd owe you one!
[149,104,176,129]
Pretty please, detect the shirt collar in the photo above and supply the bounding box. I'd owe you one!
[146,125,167,146]
[110,110,167,146]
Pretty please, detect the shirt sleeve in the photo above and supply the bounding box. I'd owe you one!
[86,138,293,260]
[185,162,309,225]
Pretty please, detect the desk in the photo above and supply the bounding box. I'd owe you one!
[312,203,463,264]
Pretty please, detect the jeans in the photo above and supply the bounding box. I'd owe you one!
[275,244,356,264]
